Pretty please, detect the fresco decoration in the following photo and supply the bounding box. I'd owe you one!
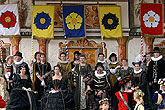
[48,4,63,28]
[85,5,99,29]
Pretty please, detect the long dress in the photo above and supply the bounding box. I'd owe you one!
[41,77,74,110]
[73,63,92,110]
[7,74,37,110]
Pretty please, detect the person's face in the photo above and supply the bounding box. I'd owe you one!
[99,55,104,61]
[134,64,140,71]
[40,55,46,62]
[125,80,132,89]
[80,57,86,63]
[101,103,109,110]
[54,67,60,74]
[146,54,151,61]
[60,54,66,61]
[154,52,160,58]
[7,57,14,65]
[133,94,138,101]
[97,66,103,72]
[20,67,26,74]
[14,56,22,62]
[36,54,40,60]
[161,84,165,91]
[111,56,116,62]
[74,54,79,60]
[122,60,127,66]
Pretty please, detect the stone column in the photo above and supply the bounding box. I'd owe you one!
[144,36,155,53]
[37,38,46,55]
[117,36,127,62]
[9,36,20,55]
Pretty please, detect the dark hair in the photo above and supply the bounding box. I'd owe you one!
[34,52,41,59]
[121,58,128,62]
[53,64,61,70]
[98,53,104,57]
[40,53,46,57]
[60,52,66,57]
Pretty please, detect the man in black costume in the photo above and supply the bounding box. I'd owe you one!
[148,47,165,96]
[12,51,30,76]
[87,62,111,109]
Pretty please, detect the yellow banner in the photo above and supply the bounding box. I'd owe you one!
[99,6,122,38]
[32,6,54,38]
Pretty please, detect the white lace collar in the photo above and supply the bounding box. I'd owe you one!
[95,70,106,77]
[98,60,106,63]
[151,55,162,61]
[134,68,142,74]
[58,60,68,64]
[110,61,118,65]
[14,58,24,65]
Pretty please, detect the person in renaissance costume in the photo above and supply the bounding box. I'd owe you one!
[41,65,74,110]
[94,53,109,73]
[70,51,81,69]
[152,78,165,110]
[57,52,73,92]
[113,75,136,110]
[4,55,14,94]
[12,51,30,76]
[87,62,112,109]
[34,53,51,102]
[108,53,119,89]
[148,47,165,96]
[7,66,37,110]
[115,58,134,81]
[73,54,92,110]
[134,89,145,110]
[132,61,152,109]
[57,52,72,78]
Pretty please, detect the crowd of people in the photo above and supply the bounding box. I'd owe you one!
[0,46,165,110]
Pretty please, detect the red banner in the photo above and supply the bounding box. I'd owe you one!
[141,4,163,36]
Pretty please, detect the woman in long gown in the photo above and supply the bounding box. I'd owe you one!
[41,65,74,110]
[7,66,37,110]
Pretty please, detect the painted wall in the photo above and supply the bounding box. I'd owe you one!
[1,37,164,69]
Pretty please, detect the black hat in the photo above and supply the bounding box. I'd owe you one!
[152,47,161,53]
[74,51,81,55]
[132,61,142,66]
[95,62,104,70]
[14,51,22,58]
[109,53,117,61]
[119,75,131,86]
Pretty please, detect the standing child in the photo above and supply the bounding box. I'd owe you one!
[134,89,145,110]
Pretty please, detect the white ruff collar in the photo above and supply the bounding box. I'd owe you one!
[98,60,106,63]
[110,61,118,65]
[58,60,68,64]
[134,68,142,74]
[14,59,24,65]
[151,55,162,61]
[95,70,106,77]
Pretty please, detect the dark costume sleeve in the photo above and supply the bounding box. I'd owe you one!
[139,72,147,89]
[47,62,51,72]
[147,61,153,83]
[112,93,119,110]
